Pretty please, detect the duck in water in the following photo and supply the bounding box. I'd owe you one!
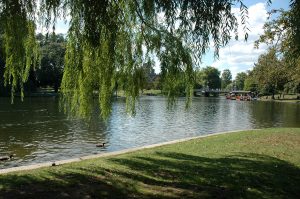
[96,143,106,147]
[0,154,14,161]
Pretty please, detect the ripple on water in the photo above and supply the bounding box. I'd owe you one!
[0,97,300,169]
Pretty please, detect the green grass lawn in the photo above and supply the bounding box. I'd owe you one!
[115,89,162,97]
[0,128,300,198]
[259,94,300,103]
[142,89,162,96]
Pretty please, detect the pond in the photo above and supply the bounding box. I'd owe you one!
[1,96,300,169]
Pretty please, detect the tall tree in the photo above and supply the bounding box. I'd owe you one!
[36,34,66,92]
[250,48,289,99]
[221,69,232,90]
[244,71,258,93]
[255,2,300,94]
[235,72,247,90]
[201,66,221,90]
[141,61,156,90]
[0,34,10,96]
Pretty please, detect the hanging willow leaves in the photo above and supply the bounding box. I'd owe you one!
[1,0,38,102]
[0,0,250,119]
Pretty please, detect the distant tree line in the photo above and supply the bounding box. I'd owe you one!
[194,66,247,92]
[1,31,165,97]
[245,6,300,99]
[244,48,300,99]
[1,10,299,99]
[194,6,300,99]
[36,33,65,93]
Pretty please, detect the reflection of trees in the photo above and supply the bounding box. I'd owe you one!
[249,102,300,128]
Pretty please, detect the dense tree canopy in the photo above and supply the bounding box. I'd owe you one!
[0,0,264,118]
[197,66,221,90]
[235,72,247,91]
[245,48,293,98]
[36,33,66,92]
[141,61,156,90]
[255,1,300,89]
[252,1,300,98]
[221,69,232,90]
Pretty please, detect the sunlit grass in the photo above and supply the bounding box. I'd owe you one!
[0,128,299,198]
[259,94,300,103]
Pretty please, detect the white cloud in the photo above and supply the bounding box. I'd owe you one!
[211,2,269,78]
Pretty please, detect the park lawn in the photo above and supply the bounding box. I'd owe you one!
[116,89,162,97]
[0,128,299,198]
[259,94,300,103]
[142,89,162,96]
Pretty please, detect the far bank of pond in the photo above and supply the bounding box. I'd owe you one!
[0,96,300,169]
[258,94,300,104]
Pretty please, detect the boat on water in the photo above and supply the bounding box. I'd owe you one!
[225,91,255,101]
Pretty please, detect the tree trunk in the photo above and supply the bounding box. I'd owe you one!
[54,84,59,93]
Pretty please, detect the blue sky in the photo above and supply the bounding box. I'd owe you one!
[49,0,290,79]
[202,0,290,78]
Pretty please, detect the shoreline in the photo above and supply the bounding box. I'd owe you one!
[258,99,300,104]
[0,129,256,175]
[1,128,299,198]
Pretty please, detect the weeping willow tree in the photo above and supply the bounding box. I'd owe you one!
[0,0,39,103]
[0,0,250,119]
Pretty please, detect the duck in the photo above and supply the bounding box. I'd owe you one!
[96,143,106,147]
[0,154,14,161]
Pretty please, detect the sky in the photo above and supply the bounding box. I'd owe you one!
[49,0,290,79]
[202,0,290,78]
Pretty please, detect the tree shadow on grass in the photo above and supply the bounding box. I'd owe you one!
[0,152,299,198]
[108,152,300,198]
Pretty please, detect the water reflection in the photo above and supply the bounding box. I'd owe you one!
[0,96,299,169]
[248,101,300,128]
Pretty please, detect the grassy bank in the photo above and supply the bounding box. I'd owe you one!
[115,89,163,97]
[259,94,300,103]
[0,128,299,198]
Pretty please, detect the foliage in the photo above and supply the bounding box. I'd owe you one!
[36,34,66,92]
[0,0,250,118]
[225,82,234,91]
[141,61,156,90]
[244,73,258,93]
[247,48,289,98]
[0,52,10,96]
[0,31,9,95]
[284,81,300,94]
[235,72,247,90]
[197,66,221,90]
[152,75,162,90]
[0,1,39,102]
[221,69,232,90]
[255,2,300,93]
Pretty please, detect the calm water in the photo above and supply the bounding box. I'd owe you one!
[0,96,299,169]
